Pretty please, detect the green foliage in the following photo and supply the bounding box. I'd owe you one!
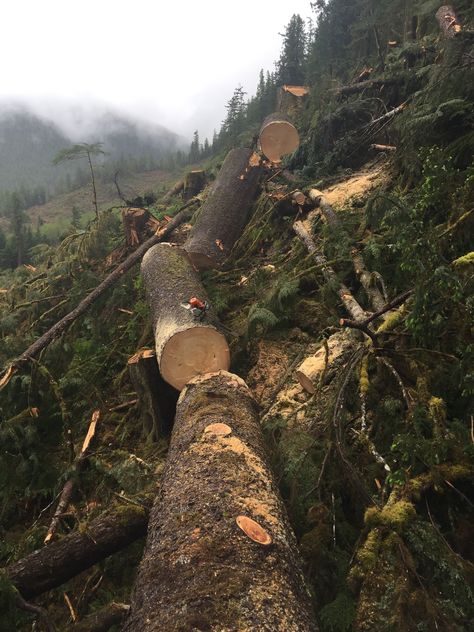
[320,592,356,632]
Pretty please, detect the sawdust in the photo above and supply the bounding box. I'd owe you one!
[321,160,390,208]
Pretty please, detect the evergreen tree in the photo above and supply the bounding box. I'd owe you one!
[277,14,307,85]
[6,191,27,267]
[189,130,200,163]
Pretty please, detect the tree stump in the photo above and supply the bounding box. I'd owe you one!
[276,85,309,116]
[259,113,300,163]
[436,5,462,39]
[122,207,157,247]
[141,243,230,390]
[184,148,261,269]
[183,169,206,201]
[124,371,317,632]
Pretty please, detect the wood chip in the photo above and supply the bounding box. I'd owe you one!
[80,410,100,455]
[0,365,15,390]
[236,515,272,546]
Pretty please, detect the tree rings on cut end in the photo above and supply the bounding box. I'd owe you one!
[259,119,299,163]
[160,327,230,391]
[204,423,232,436]
[236,515,272,546]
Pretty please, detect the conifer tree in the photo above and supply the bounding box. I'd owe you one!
[277,14,307,85]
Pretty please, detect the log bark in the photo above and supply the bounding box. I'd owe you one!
[183,170,206,201]
[141,244,230,390]
[1,205,196,388]
[436,5,462,39]
[184,148,261,269]
[333,76,404,96]
[259,113,300,163]
[124,371,317,632]
[293,220,366,322]
[6,504,149,600]
[74,603,130,632]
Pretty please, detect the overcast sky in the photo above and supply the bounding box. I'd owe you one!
[0,0,312,140]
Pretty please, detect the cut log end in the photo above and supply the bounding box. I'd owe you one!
[260,120,300,163]
[161,327,230,391]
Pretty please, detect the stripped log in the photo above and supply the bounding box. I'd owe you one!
[183,170,206,201]
[184,148,261,269]
[295,332,354,394]
[293,221,366,323]
[436,5,462,39]
[124,372,317,632]
[6,504,149,599]
[259,113,300,163]
[141,244,230,390]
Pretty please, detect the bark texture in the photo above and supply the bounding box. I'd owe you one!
[74,603,130,632]
[183,170,206,201]
[184,148,261,269]
[124,371,317,632]
[259,113,300,163]
[6,504,149,599]
[141,244,230,390]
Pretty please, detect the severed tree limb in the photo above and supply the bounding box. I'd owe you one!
[44,410,100,544]
[368,103,407,127]
[340,289,413,332]
[73,603,130,632]
[293,220,367,323]
[371,144,397,152]
[0,203,197,389]
[333,76,405,96]
[5,503,150,600]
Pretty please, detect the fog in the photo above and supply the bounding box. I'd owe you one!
[0,0,312,140]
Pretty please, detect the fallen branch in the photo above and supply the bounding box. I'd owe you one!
[293,220,367,323]
[333,76,404,96]
[74,603,130,632]
[340,289,413,331]
[6,502,150,599]
[370,144,397,152]
[368,103,407,126]
[1,203,197,388]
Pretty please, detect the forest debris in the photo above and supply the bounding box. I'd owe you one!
[1,204,196,388]
[436,5,462,38]
[236,515,272,546]
[371,143,397,152]
[296,332,353,394]
[64,592,77,622]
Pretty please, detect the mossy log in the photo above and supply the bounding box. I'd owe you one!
[183,169,206,201]
[141,244,230,390]
[184,148,261,269]
[6,504,149,599]
[124,371,317,632]
[259,113,300,163]
[74,603,130,632]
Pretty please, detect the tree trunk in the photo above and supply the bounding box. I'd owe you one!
[259,113,300,163]
[6,504,149,600]
[436,5,462,39]
[141,244,230,390]
[124,371,317,632]
[74,603,130,632]
[276,85,309,116]
[184,148,261,269]
[122,208,158,247]
[183,170,206,201]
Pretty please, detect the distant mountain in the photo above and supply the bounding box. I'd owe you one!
[0,104,180,192]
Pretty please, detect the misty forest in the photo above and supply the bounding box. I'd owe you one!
[0,1,473,631]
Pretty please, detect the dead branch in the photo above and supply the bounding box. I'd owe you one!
[370,144,397,152]
[74,603,130,632]
[340,289,413,331]
[1,203,197,388]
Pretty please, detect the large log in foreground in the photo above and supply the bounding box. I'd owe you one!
[184,148,261,269]
[141,244,230,390]
[124,372,317,632]
[259,113,300,163]
[6,504,149,600]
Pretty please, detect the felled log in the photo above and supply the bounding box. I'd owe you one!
[293,220,367,323]
[127,350,169,440]
[184,148,261,269]
[141,244,230,390]
[1,204,196,389]
[273,190,309,215]
[436,5,462,39]
[370,143,397,152]
[259,113,300,163]
[276,85,309,116]
[6,503,149,600]
[183,170,206,201]
[74,603,130,632]
[124,372,317,632]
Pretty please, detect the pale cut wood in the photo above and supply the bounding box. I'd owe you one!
[295,332,353,394]
[141,244,230,390]
[259,113,300,162]
[124,371,317,631]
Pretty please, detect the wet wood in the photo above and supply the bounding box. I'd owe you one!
[124,371,317,632]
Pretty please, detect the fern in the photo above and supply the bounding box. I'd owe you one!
[246,306,279,338]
